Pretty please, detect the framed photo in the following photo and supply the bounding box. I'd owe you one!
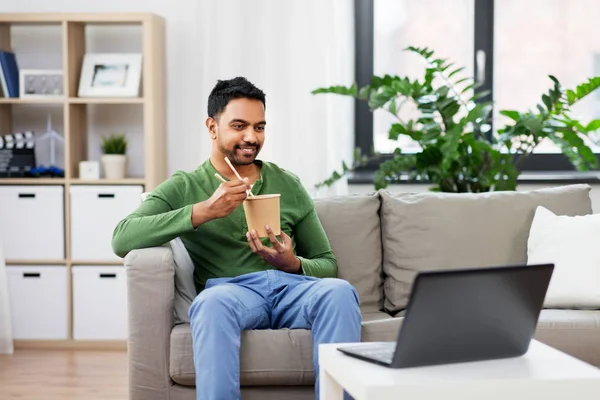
[77,53,142,97]
[19,69,64,99]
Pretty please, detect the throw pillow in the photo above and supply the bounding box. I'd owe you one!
[141,192,196,323]
[527,205,600,309]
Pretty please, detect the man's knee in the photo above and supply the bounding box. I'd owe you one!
[317,278,360,306]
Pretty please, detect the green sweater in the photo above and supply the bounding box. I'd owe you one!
[112,159,337,292]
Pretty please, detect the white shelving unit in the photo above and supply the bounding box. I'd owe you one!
[0,12,166,349]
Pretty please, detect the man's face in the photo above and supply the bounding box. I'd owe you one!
[210,98,266,166]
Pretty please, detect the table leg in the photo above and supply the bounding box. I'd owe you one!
[319,368,344,400]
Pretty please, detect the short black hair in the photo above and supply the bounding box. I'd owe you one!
[207,77,266,119]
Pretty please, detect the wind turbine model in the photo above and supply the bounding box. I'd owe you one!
[30,113,65,177]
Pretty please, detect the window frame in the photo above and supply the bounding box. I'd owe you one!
[353,0,600,175]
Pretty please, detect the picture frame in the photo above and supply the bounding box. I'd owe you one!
[77,53,142,97]
[19,69,64,99]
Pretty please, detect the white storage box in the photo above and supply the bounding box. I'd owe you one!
[72,266,128,340]
[70,185,143,261]
[6,265,68,340]
[0,185,64,260]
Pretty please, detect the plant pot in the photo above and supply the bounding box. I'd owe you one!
[101,154,127,179]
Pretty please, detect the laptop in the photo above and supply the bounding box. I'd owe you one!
[337,263,554,368]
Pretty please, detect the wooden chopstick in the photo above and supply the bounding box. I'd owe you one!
[214,172,227,183]
[224,157,255,197]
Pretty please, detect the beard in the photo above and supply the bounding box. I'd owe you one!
[219,140,260,166]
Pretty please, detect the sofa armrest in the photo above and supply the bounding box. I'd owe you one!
[125,246,175,400]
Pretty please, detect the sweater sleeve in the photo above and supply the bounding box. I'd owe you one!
[293,208,338,278]
[111,174,197,258]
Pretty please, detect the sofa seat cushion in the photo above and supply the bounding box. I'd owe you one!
[169,312,399,387]
[170,324,315,387]
[535,310,600,368]
[361,314,403,342]
[379,185,593,314]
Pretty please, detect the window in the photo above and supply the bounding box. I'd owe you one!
[355,0,600,171]
[494,0,600,154]
[373,0,475,154]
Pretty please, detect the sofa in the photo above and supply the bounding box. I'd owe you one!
[125,183,600,400]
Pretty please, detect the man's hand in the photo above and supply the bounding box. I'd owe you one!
[191,178,251,227]
[247,225,302,273]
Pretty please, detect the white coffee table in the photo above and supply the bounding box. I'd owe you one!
[319,340,600,400]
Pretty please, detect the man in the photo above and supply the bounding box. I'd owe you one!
[112,77,361,400]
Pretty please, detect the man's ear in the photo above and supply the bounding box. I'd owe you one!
[206,117,217,139]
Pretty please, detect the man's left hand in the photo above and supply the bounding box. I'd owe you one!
[246,225,301,273]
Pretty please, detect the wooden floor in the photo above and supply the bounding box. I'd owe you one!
[0,349,128,399]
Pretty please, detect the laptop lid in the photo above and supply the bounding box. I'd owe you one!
[391,263,554,368]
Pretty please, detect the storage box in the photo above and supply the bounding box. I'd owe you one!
[0,185,64,260]
[70,185,143,261]
[72,265,128,340]
[6,265,68,340]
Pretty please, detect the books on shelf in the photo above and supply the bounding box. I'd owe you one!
[0,50,19,98]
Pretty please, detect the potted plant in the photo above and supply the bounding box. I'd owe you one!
[312,46,600,192]
[100,133,128,179]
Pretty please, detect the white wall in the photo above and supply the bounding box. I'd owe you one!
[3,0,203,176]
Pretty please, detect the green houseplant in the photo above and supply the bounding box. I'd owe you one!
[313,46,600,192]
[100,133,128,180]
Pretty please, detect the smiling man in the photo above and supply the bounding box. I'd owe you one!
[111,77,361,400]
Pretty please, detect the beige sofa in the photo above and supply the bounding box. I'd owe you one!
[125,184,600,400]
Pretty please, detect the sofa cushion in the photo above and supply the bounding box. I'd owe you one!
[527,206,600,309]
[314,193,383,312]
[169,311,399,387]
[380,184,593,314]
[169,311,600,387]
[361,314,403,342]
[535,310,600,368]
[170,324,315,387]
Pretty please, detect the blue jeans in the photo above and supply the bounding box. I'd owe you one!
[188,269,362,400]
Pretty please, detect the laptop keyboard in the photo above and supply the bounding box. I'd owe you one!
[345,342,396,364]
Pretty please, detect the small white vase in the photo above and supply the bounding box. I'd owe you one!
[101,154,127,179]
